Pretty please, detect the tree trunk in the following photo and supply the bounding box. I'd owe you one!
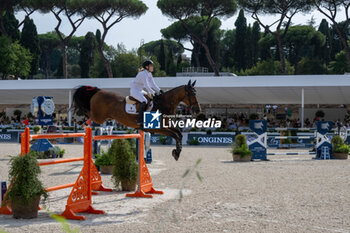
[275,33,287,75]
[0,15,7,36]
[45,51,51,78]
[61,43,68,78]
[194,52,200,68]
[193,43,201,67]
[202,43,220,76]
[98,45,113,78]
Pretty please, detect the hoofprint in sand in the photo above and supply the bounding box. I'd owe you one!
[0,144,349,233]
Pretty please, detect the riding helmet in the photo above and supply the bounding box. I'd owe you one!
[142,60,154,69]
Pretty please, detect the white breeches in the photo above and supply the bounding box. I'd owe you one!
[130,88,147,103]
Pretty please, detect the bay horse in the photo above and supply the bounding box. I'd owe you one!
[72,80,201,161]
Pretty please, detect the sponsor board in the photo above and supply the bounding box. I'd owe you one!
[187,134,234,146]
[0,132,19,143]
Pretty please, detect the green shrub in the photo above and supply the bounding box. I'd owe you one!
[331,135,349,153]
[232,135,252,158]
[239,59,294,75]
[331,135,343,146]
[235,134,247,147]
[30,150,48,159]
[188,137,200,145]
[33,126,40,134]
[59,148,65,158]
[5,153,47,205]
[124,129,137,155]
[48,146,65,158]
[334,144,349,154]
[282,130,292,144]
[331,135,348,153]
[111,140,138,187]
[95,150,113,166]
[30,146,65,159]
[233,144,252,158]
[159,136,167,145]
[298,57,328,74]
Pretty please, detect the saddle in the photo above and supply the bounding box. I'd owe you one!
[125,95,153,114]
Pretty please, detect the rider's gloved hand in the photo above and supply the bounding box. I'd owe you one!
[147,91,155,99]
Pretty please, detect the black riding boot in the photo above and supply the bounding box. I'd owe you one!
[137,102,147,125]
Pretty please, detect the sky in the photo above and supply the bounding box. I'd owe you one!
[16,1,347,57]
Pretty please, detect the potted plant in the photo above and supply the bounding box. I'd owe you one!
[33,126,40,134]
[159,135,167,145]
[47,146,65,158]
[331,135,349,159]
[5,152,47,219]
[187,137,200,145]
[95,150,114,174]
[111,140,138,191]
[232,135,252,162]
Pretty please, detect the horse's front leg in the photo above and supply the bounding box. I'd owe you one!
[167,128,183,159]
[143,128,182,161]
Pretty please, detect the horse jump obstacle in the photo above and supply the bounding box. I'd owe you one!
[93,131,163,198]
[267,152,316,156]
[0,127,162,220]
[248,121,334,159]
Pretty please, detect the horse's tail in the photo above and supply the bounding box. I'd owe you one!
[72,86,101,116]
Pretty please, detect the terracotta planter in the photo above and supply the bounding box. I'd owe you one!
[100,165,115,174]
[121,179,137,191]
[11,195,41,219]
[332,153,348,160]
[233,154,252,162]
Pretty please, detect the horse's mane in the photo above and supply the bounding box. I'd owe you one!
[165,85,185,93]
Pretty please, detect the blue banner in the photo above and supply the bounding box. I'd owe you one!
[317,121,333,135]
[249,120,267,135]
[0,131,19,143]
[187,134,235,146]
[248,120,267,160]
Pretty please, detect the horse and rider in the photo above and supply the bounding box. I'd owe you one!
[130,60,163,125]
[72,60,201,161]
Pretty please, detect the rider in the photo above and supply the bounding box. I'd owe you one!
[130,60,162,125]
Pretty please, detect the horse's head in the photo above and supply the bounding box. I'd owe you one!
[183,80,201,115]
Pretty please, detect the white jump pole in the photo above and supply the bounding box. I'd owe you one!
[301,88,305,128]
[68,90,72,127]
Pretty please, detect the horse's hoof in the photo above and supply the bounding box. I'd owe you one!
[172,149,180,161]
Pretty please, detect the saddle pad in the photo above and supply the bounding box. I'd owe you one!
[125,101,154,115]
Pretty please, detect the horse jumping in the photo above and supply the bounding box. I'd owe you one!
[72,80,201,161]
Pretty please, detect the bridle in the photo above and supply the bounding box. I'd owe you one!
[185,86,197,111]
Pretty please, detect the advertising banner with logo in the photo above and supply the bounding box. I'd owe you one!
[0,131,19,143]
[187,134,235,146]
[247,120,267,160]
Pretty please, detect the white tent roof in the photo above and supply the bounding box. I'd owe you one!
[0,75,350,105]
